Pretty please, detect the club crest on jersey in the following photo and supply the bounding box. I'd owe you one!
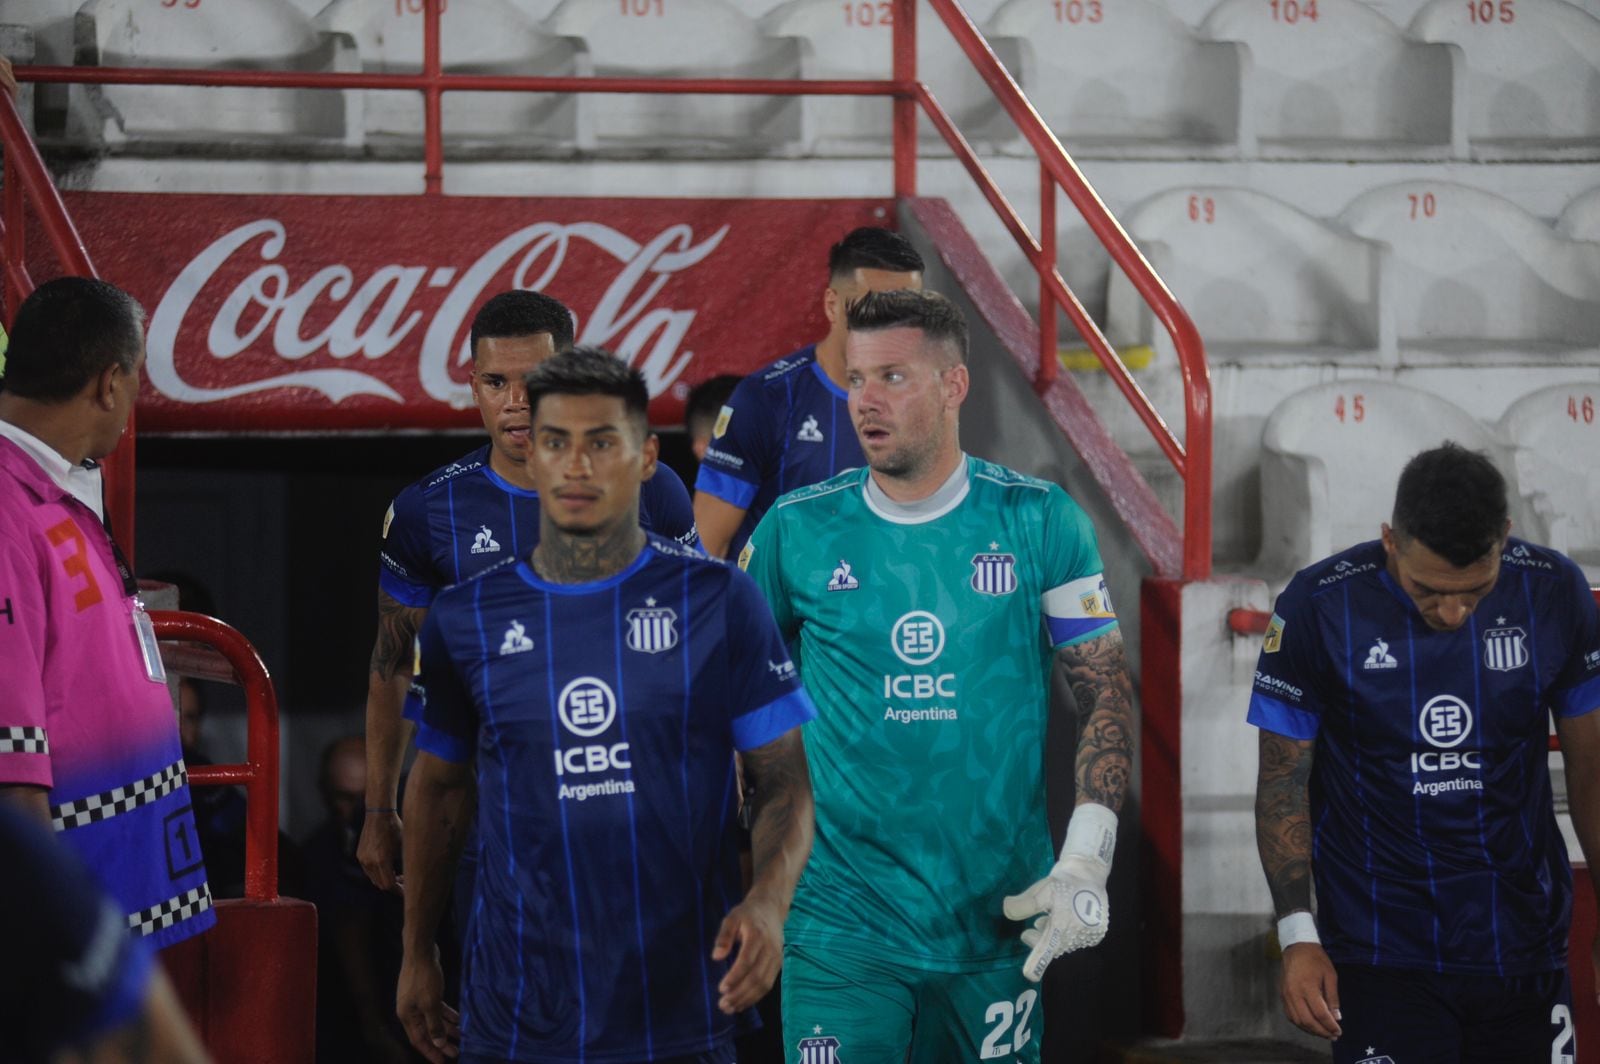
[1356,1055,1396,1064]
[827,559,859,592]
[1483,624,1528,672]
[626,599,679,654]
[796,414,824,443]
[713,405,733,439]
[500,620,533,656]
[471,525,501,555]
[798,1035,842,1064]
[970,551,1017,596]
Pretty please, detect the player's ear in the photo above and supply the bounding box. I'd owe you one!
[823,284,842,326]
[92,362,121,410]
[943,362,970,408]
[639,431,660,483]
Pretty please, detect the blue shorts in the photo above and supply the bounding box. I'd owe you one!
[1331,963,1575,1064]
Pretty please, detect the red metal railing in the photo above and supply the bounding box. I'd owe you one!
[6,0,1212,579]
[154,611,281,901]
[0,90,137,558]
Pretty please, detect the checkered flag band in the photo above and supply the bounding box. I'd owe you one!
[128,883,213,937]
[0,726,48,755]
[51,759,188,831]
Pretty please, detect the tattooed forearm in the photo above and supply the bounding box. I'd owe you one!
[370,590,426,679]
[740,729,815,911]
[1056,630,1136,812]
[532,521,647,584]
[1255,730,1315,917]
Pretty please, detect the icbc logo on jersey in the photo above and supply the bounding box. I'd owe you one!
[554,676,634,801]
[882,612,958,724]
[1410,694,1484,796]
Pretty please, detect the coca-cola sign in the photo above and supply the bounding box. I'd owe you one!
[56,193,894,432]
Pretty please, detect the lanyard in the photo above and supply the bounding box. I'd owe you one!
[95,472,139,599]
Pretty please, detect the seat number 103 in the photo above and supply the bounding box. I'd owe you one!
[980,990,1038,1059]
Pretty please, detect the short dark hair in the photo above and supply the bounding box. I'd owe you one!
[469,289,575,357]
[684,374,741,435]
[846,289,968,364]
[1391,442,1509,567]
[1,277,145,402]
[828,227,924,281]
[524,346,650,438]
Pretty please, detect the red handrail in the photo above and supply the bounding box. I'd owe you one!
[154,611,281,902]
[911,0,1213,580]
[0,90,137,559]
[7,0,1212,578]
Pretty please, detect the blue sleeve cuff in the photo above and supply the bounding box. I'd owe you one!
[732,688,816,751]
[402,685,424,723]
[1048,617,1118,648]
[380,568,435,608]
[1247,693,1321,740]
[416,722,472,764]
[695,464,759,510]
[1554,673,1600,719]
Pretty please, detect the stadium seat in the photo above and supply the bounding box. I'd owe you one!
[761,0,1009,154]
[1257,380,1535,574]
[315,0,583,149]
[1339,181,1600,358]
[543,0,801,152]
[72,0,341,145]
[1201,0,1460,157]
[1499,384,1600,574]
[1557,186,1600,241]
[985,0,1244,156]
[1106,186,1387,362]
[1407,0,1600,156]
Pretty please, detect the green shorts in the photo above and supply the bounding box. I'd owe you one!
[781,943,1042,1064]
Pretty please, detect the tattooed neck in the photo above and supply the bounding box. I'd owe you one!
[532,521,646,584]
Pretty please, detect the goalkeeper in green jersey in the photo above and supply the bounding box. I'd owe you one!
[740,289,1136,1063]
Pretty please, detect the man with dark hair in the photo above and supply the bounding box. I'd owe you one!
[0,276,216,954]
[693,226,924,559]
[1252,442,1600,1063]
[398,347,816,1064]
[358,288,698,893]
[684,374,742,463]
[742,290,1137,1060]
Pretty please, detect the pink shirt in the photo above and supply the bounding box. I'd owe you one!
[0,436,214,949]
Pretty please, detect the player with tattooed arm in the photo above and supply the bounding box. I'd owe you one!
[741,290,1137,1061]
[1251,444,1600,1063]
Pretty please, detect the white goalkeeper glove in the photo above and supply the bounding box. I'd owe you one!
[1002,802,1116,982]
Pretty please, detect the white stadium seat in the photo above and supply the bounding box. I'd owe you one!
[1408,0,1600,156]
[1257,380,1535,574]
[73,0,341,144]
[1107,186,1386,361]
[1339,181,1600,357]
[1500,384,1600,574]
[543,0,801,152]
[761,0,1008,154]
[315,0,583,149]
[1557,187,1600,241]
[1201,0,1460,157]
[985,0,1244,155]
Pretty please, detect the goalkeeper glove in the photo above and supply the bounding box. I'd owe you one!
[1002,802,1116,982]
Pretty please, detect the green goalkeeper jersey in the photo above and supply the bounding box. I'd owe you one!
[741,455,1118,970]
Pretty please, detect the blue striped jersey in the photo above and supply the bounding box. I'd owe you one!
[415,535,817,1063]
[379,443,699,608]
[694,346,862,558]
[1248,538,1600,976]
